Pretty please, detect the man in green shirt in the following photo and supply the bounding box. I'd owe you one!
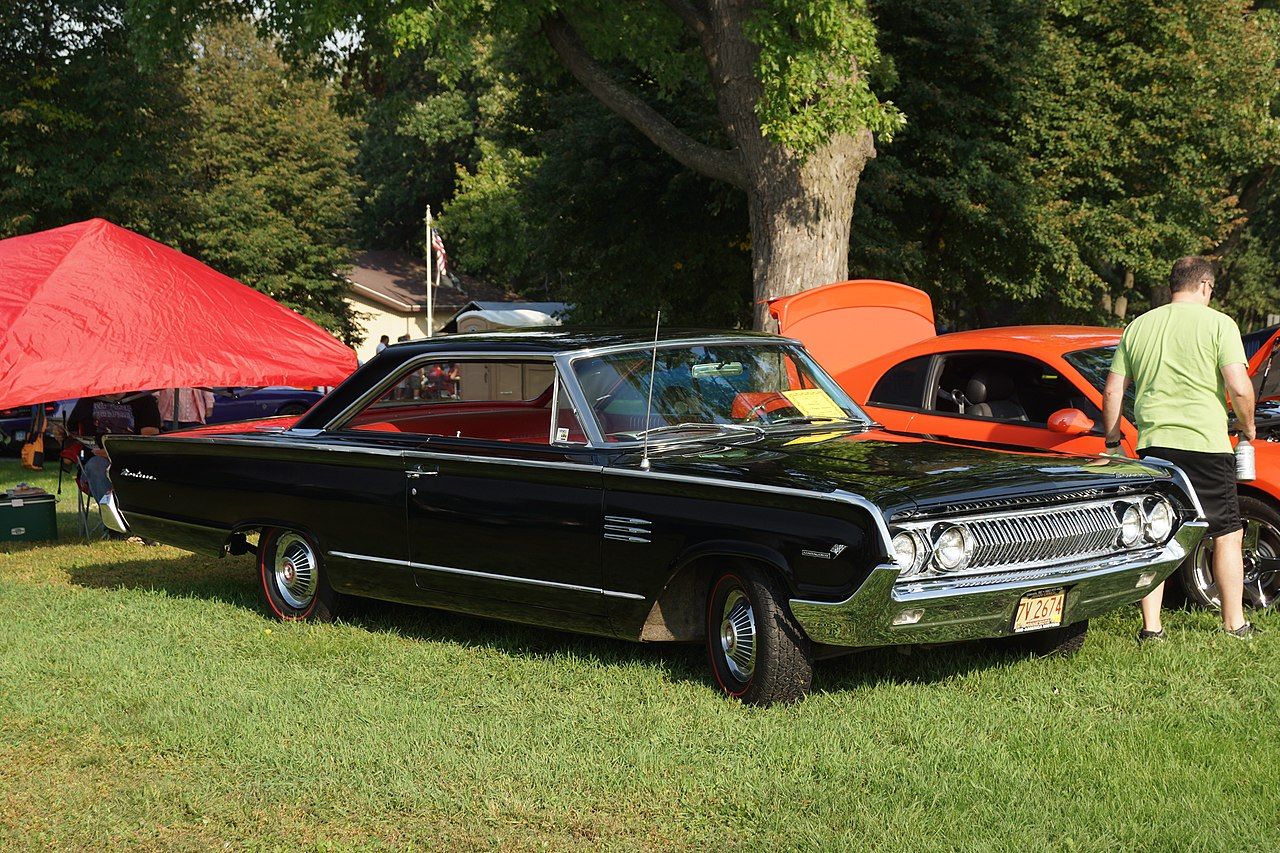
[1103,256,1257,639]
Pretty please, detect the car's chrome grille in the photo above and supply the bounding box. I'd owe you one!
[892,496,1156,580]
[967,503,1121,569]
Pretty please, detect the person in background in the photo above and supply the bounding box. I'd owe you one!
[1101,256,1258,640]
[67,392,162,504]
[394,334,413,398]
[154,387,216,431]
[376,334,390,355]
[20,403,48,471]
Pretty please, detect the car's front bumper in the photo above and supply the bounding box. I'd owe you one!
[790,520,1207,649]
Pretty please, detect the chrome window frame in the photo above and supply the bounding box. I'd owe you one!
[319,351,592,448]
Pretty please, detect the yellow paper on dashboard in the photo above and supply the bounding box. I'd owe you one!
[784,431,845,446]
[781,389,846,420]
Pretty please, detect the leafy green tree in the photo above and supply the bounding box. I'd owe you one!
[443,87,753,326]
[266,0,906,328]
[0,0,190,239]
[855,0,1280,328]
[179,20,362,342]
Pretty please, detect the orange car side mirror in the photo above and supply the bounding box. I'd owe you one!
[1047,408,1095,436]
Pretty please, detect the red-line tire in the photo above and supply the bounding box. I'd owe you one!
[706,565,813,705]
[258,528,341,622]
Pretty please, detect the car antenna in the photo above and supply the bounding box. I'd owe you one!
[640,310,661,472]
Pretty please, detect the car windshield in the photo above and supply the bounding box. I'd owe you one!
[571,342,870,443]
[1063,346,1135,422]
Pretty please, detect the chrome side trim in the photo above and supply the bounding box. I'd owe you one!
[328,550,646,600]
[405,450,603,474]
[604,515,652,526]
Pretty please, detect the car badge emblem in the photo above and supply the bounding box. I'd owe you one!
[802,544,847,560]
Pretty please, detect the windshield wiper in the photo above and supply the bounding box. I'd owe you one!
[767,415,866,427]
[627,422,763,439]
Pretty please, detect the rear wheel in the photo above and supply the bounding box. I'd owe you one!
[1180,495,1280,611]
[258,528,342,621]
[706,565,813,705]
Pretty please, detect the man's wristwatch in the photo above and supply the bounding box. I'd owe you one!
[1104,439,1122,449]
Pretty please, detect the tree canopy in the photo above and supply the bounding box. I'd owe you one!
[4,0,1280,337]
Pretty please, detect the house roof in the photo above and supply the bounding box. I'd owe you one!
[343,249,508,315]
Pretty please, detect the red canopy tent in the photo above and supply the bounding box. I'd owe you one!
[0,219,358,409]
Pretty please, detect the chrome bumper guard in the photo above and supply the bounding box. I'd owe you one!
[790,521,1207,649]
[99,491,130,534]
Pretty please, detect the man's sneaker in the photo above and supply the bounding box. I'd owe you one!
[1138,628,1167,643]
[1225,622,1259,639]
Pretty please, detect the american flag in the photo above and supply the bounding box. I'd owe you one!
[431,230,448,278]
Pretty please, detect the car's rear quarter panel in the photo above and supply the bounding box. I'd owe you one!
[103,435,416,600]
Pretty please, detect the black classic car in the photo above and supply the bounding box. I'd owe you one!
[101,331,1207,704]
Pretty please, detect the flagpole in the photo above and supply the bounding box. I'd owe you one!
[425,205,435,339]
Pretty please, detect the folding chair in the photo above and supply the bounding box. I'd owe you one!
[57,437,105,539]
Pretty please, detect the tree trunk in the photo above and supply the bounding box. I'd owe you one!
[746,132,874,329]
[543,5,877,330]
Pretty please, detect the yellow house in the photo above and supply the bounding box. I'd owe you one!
[343,250,505,363]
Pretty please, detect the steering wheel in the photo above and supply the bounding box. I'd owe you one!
[736,392,801,422]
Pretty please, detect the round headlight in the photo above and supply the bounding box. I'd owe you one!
[933,525,975,571]
[1144,496,1174,543]
[892,531,924,575]
[1119,503,1143,546]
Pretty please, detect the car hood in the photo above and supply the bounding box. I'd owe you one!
[628,428,1169,517]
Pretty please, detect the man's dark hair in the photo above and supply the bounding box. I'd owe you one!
[1169,256,1215,293]
[379,334,389,343]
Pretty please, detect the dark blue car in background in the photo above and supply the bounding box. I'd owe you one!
[208,387,324,424]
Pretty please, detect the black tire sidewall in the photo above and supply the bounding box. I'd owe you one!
[1179,494,1280,609]
[258,528,337,622]
[705,565,813,705]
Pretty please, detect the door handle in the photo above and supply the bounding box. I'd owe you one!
[406,466,438,479]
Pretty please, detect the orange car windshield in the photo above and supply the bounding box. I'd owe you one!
[1063,346,1135,422]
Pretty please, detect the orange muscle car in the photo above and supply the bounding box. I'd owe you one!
[771,279,1280,610]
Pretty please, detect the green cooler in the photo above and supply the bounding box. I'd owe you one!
[0,489,58,543]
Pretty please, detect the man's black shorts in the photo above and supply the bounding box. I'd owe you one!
[1139,446,1242,538]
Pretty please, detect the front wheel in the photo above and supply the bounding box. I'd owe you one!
[1180,495,1280,611]
[258,528,342,621]
[706,565,813,705]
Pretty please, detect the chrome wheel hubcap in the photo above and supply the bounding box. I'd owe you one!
[273,533,318,609]
[1190,517,1280,609]
[719,589,757,682]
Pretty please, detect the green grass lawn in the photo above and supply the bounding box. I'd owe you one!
[1,457,1278,850]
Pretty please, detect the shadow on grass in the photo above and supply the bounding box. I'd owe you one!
[63,551,1015,696]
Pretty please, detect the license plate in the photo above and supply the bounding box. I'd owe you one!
[1013,588,1065,633]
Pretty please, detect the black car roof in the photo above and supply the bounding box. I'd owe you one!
[385,328,791,356]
